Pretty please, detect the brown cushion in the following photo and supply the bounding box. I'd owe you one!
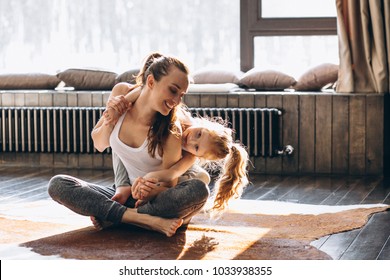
[0,73,61,90]
[115,69,139,84]
[239,69,296,90]
[294,63,339,91]
[57,68,117,90]
[192,69,242,84]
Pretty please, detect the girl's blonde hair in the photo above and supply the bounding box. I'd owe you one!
[192,116,249,213]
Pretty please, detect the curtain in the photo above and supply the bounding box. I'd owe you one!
[336,0,390,93]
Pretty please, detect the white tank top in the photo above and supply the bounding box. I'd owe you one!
[110,113,162,184]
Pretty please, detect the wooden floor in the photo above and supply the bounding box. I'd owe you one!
[1,166,390,260]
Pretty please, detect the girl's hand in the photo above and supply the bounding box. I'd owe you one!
[103,107,120,126]
[104,96,133,126]
[106,95,132,115]
[132,177,164,201]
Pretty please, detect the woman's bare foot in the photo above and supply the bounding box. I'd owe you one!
[121,209,183,237]
[90,216,113,230]
[139,216,183,237]
[160,217,183,237]
[183,216,192,226]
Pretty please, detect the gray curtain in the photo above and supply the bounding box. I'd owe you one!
[336,0,390,93]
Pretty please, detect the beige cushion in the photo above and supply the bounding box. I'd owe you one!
[192,69,242,84]
[0,73,61,90]
[294,63,339,91]
[239,69,296,90]
[57,68,117,90]
[188,83,240,93]
[115,69,139,84]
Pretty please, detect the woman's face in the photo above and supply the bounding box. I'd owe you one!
[150,66,189,116]
[182,126,211,157]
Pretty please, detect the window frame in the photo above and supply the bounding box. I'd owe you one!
[240,0,337,71]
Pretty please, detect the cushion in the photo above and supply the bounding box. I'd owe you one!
[115,69,139,84]
[239,69,296,90]
[0,73,61,90]
[294,63,339,91]
[192,69,242,84]
[187,83,241,93]
[57,68,117,90]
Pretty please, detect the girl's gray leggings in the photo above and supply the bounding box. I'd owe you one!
[48,175,209,224]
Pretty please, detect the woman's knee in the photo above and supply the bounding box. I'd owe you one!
[47,174,69,199]
[180,165,210,185]
[188,179,210,203]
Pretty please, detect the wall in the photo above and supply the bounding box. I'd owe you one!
[184,91,386,176]
[0,90,386,176]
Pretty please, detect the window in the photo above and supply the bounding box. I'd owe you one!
[241,0,337,76]
[0,0,239,74]
[261,0,336,18]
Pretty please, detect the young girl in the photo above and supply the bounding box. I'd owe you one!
[103,82,249,213]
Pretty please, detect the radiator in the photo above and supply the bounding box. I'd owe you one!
[190,107,282,157]
[0,107,104,154]
[0,107,284,157]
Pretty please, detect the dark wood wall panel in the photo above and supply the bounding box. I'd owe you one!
[266,95,283,174]
[349,96,366,175]
[0,91,385,175]
[215,94,228,108]
[366,95,384,175]
[332,96,349,174]
[253,94,267,173]
[183,94,200,107]
[200,94,215,107]
[182,92,385,176]
[315,95,332,173]
[299,95,316,173]
[282,94,299,174]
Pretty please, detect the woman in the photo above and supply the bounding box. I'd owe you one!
[104,82,249,214]
[48,53,209,237]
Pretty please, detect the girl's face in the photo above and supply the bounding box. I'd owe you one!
[182,126,211,157]
[149,66,189,116]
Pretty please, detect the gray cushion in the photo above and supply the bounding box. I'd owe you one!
[0,73,61,90]
[115,69,139,84]
[57,68,117,90]
[294,63,339,91]
[239,69,296,90]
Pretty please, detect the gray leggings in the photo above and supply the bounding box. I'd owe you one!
[48,175,209,224]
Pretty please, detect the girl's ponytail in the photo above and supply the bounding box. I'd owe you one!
[211,142,249,212]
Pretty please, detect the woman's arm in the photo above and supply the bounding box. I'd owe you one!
[111,152,133,205]
[91,83,138,152]
[91,114,114,152]
[110,82,140,102]
[113,152,131,187]
[104,83,141,125]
